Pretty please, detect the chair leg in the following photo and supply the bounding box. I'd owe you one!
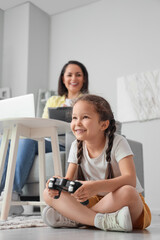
[0,125,20,220]
[50,127,62,177]
[38,138,46,212]
[0,128,10,183]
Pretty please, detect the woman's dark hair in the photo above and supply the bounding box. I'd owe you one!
[74,94,116,179]
[58,60,89,96]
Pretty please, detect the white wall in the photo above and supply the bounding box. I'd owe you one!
[1,3,50,102]
[49,0,160,213]
[2,3,29,96]
[0,9,4,86]
[27,3,50,104]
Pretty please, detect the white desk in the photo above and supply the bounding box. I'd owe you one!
[0,117,71,220]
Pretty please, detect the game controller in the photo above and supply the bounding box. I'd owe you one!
[48,177,89,205]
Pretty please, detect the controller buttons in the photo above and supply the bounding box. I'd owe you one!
[70,181,75,185]
[68,181,75,192]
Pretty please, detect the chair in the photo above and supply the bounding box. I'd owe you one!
[36,89,56,117]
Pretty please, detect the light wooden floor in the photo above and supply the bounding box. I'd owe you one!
[0,214,159,240]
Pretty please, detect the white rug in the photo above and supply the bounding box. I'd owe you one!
[0,215,47,230]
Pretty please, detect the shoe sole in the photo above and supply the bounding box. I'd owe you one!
[121,206,133,232]
[42,205,55,227]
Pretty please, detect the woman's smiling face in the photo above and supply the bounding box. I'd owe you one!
[63,64,84,97]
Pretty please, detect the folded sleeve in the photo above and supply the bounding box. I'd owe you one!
[113,135,133,162]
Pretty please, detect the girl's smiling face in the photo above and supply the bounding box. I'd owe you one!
[71,100,109,142]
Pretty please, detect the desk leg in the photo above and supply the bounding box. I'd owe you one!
[0,125,20,221]
[50,127,62,177]
[38,138,46,211]
[0,128,10,183]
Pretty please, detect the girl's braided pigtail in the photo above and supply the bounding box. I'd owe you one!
[77,140,85,180]
[77,140,83,164]
[105,119,116,179]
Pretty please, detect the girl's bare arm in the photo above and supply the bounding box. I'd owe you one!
[73,155,137,202]
[65,162,78,180]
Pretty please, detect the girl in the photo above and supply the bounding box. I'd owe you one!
[43,94,151,232]
[0,60,89,215]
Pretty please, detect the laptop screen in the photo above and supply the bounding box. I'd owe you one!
[48,107,72,123]
[0,94,35,120]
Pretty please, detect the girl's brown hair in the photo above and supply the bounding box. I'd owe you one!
[74,94,116,179]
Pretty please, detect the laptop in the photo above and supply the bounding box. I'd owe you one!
[0,93,35,120]
[48,107,72,123]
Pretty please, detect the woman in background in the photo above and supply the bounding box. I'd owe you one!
[0,60,89,215]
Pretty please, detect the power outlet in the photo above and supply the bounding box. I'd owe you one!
[0,88,10,100]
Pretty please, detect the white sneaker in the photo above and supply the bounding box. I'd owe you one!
[0,191,24,215]
[42,205,78,228]
[94,206,133,232]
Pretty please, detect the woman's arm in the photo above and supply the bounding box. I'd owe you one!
[42,95,66,118]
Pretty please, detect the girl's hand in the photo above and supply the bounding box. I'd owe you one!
[46,176,61,199]
[45,175,61,188]
[47,188,60,199]
[72,181,97,203]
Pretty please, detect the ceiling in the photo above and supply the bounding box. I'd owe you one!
[0,0,100,16]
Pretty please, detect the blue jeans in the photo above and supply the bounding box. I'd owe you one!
[0,138,65,194]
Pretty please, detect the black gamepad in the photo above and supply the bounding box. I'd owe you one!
[48,177,89,205]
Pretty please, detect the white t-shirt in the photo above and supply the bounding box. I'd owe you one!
[68,134,143,193]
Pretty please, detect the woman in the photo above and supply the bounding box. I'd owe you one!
[0,60,89,215]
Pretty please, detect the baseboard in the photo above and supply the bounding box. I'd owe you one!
[151,209,160,215]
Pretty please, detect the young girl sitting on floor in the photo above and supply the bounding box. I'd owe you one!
[42,94,151,232]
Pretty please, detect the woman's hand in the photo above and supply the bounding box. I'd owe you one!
[71,181,97,203]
